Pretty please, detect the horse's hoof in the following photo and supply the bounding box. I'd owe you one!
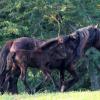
[60,85,65,92]
[28,91,32,94]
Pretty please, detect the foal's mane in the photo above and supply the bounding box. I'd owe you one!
[38,37,61,50]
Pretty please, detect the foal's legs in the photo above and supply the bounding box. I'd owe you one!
[65,63,79,90]
[59,70,65,92]
[0,72,7,93]
[1,71,11,94]
[18,63,32,94]
[2,52,18,94]
[35,67,57,91]
[7,53,31,94]
[7,72,19,94]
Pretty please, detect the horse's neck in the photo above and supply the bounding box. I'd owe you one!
[93,31,100,50]
[85,30,100,51]
[32,38,45,47]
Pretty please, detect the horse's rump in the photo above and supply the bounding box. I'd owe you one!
[10,37,45,52]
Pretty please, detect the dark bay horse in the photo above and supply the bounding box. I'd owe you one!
[0,37,45,94]
[6,37,66,93]
[1,25,99,93]
[0,37,45,75]
[10,25,100,92]
[6,35,78,93]
[59,25,100,91]
[0,37,66,94]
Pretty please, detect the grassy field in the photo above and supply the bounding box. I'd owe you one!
[0,91,100,100]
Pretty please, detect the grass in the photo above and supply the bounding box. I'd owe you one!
[0,91,100,100]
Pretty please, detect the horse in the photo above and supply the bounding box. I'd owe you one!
[0,37,45,94]
[6,35,78,93]
[0,37,66,94]
[10,25,100,92]
[1,25,99,93]
[59,24,100,91]
[6,37,66,93]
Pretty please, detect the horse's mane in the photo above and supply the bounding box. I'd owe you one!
[38,37,60,50]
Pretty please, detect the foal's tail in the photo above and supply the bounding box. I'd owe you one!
[0,40,13,75]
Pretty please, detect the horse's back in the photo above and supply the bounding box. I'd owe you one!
[10,37,45,52]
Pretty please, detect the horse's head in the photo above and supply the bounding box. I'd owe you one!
[86,24,100,35]
[35,37,67,59]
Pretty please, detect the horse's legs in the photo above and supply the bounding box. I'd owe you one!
[0,72,7,93]
[7,76,18,94]
[65,63,79,90]
[2,52,17,94]
[18,63,26,80]
[10,53,32,94]
[7,68,20,94]
[60,70,65,92]
[18,63,32,94]
[34,67,57,92]
[1,71,11,94]
[41,67,57,90]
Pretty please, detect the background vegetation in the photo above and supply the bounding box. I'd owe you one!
[0,0,100,93]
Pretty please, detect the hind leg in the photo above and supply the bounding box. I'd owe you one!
[33,66,57,92]
[1,71,11,94]
[7,68,20,94]
[2,52,16,94]
[65,63,79,90]
[8,77,18,94]
[0,72,7,93]
[6,52,30,94]
[18,62,32,94]
[60,70,65,92]
[41,67,57,91]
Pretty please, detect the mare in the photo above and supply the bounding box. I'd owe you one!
[59,25,100,91]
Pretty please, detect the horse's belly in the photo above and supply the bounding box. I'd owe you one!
[49,60,64,69]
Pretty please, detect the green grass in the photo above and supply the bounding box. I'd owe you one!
[0,91,100,100]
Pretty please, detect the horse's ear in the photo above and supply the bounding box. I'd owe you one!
[95,24,98,28]
[93,24,98,28]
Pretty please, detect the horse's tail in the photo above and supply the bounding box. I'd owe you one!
[6,52,16,72]
[0,40,13,75]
